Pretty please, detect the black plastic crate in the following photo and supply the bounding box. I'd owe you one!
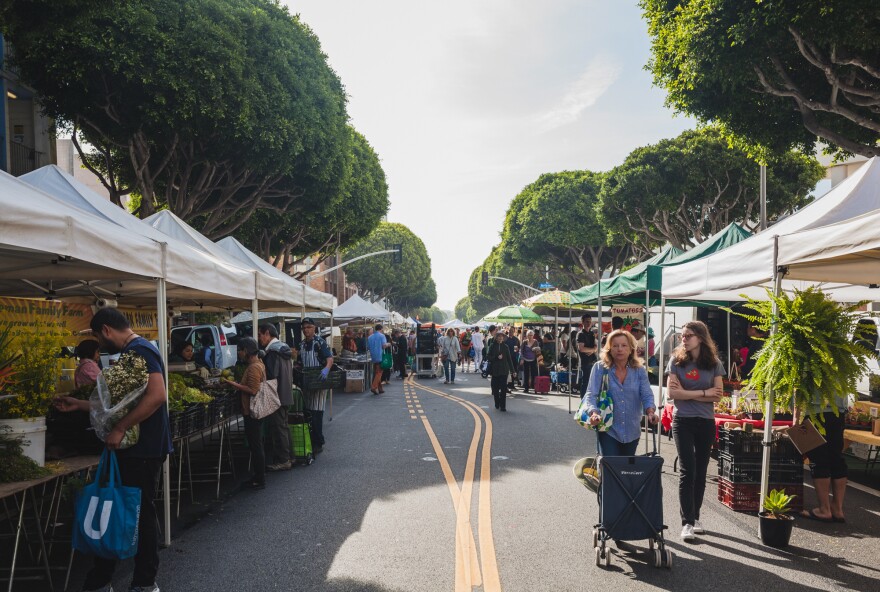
[718,479,804,512]
[717,427,801,461]
[294,366,346,390]
[717,453,804,484]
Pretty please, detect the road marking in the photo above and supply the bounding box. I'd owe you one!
[410,377,502,592]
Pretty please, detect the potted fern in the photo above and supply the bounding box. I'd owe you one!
[760,488,796,548]
[733,287,874,432]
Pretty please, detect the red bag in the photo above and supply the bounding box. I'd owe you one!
[534,376,551,394]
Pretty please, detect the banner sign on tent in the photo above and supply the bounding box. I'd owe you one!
[0,297,92,343]
[119,309,158,340]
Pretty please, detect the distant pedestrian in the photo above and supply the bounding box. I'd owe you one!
[520,330,539,393]
[487,331,515,411]
[459,329,473,372]
[226,337,267,490]
[294,318,334,453]
[259,324,294,471]
[470,328,484,373]
[439,328,461,384]
[505,329,521,390]
[368,323,390,395]
[393,328,409,379]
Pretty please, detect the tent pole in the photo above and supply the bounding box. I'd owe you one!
[329,310,334,421]
[727,309,732,376]
[645,290,651,455]
[156,274,171,548]
[252,299,259,340]
[760,237,782,512]
[658,297,666,456]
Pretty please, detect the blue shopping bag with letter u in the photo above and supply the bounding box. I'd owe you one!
[72,449,141,559]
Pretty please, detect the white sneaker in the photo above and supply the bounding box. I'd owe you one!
[693,520,705,534]
[681,524,695,541]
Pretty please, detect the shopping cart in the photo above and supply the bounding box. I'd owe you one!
[573,428,672,569]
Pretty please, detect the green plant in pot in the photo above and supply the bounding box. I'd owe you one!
[759,488,796,548]
[731,287,874,433]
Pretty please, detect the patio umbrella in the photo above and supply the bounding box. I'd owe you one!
[522,290,576,408]
[482,305,543,324]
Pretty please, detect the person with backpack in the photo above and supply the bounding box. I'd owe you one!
[259,324,294,471]
[459,329,473,373]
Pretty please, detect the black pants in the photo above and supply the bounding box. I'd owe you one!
[672,416,715,526]
[491,375,508,410]
[522,360,538,390]
[243,415,265,484]
[83,456,164,590]
[807,412,848,479]
[307,409,325,447]
[395,355,408,378]
[266,406,292,464]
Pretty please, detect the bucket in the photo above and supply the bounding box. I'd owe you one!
[1,417,48,467]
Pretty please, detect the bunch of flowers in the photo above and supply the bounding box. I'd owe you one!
[91,351,148,448]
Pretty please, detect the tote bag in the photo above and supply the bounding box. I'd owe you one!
[381,350,393,370]
[72,449,141,560]
[573,370,614,432]
[250,378,281,419]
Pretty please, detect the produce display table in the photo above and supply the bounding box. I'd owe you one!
[660,403,793,439]
[1,455,100,592]
[843,429,880,475]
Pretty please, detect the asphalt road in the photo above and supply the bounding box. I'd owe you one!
[109,371,879,591]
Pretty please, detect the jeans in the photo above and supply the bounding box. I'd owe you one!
[596,431,640,456]
[266,406,292,464]
[244,415,265,484]
[672,416,715,526]
[371,362,384,392]
[522,359,537,390]
[579,363,593,397]
[491,375,508,410]
[83,456,164,589]
[474,349,483,372]
[443,359,457,382]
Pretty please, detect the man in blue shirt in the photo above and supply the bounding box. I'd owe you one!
[55,307,170,592]
[368,323,390,395]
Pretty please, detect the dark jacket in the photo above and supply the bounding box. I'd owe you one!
[263,340,294,406]
[395,335,409,359]
[487,340,515,378]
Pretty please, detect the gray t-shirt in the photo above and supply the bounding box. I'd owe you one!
[667,358,726,419]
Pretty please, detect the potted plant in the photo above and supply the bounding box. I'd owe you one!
[759,488,796,548]
[0,330,64,467]
[732,287,874,433]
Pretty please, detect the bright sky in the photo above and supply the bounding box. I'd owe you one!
[290,0,696,311]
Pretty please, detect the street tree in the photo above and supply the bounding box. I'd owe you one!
[463,247,546,321]
[454,297,474,323]
[500,171,631,285]
[0,0,349,234]
[234,127,389,277]
[641,0,880,158]
[599,128,825,255]
[343,222,432,306]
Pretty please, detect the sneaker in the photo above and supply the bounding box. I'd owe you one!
[693,520,705,534]
[681,524,695,541]
[130,585,160,592]
[267,461,292,472]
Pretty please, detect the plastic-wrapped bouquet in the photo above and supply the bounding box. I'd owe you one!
[90,351,148,448]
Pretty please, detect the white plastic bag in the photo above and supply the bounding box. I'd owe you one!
[90,373,146,449]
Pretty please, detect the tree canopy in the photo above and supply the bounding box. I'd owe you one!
[599,128,825,255]
[1,0,350,235]
[641,0,880,158]
[500,171,631,285]
[234,127,389,276]
[343,222,434,309]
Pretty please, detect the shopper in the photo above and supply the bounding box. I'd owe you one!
[259,324,294,471]
[666,320,725,542]
[470,328,484,374]
[585,329,658,456]
[520,330,539,393]
[226,337,267,490]
[505,329,521,390]
[342,328,357,353]
[796,394,850,523]
[73,339,101,388]
[368,323,390,395]
[394,328,409,379]
[54,308,171,592]
[487,331,515,411]
[295,318,333,452]
[575,313,598,397]
[601,316,625,347]
[381,329,393,384]
[459,329,473,372]
[438,328,461,384]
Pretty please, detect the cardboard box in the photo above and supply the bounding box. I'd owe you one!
[345,378,364,393]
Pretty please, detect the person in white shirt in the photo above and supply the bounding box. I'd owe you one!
[470,328,484,374]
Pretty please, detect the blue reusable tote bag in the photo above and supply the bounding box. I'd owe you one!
[72,449,142,560]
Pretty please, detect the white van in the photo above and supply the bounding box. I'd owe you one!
[170,324,238,370]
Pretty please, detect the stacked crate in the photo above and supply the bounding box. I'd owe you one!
[716,427,804,512]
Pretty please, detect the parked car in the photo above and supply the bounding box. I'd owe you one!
[170,324,238,370]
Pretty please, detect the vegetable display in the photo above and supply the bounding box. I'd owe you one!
[168,373,212,412]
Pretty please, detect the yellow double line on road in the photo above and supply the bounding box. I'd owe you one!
[404,375,501,592]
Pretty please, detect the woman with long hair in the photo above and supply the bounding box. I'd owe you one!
[666,321,725,542]
[520,330,539,393]
[439,328,461,384]
[585,330,658,456]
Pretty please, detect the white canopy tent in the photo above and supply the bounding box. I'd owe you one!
[442,319,470,329]
[20,165,257,307]
[332,293,390,321]
[662,157,880,302]
[777,208,880,284]
[216,235,334,312]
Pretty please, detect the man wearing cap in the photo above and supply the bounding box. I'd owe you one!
[368,323,391,395]
[293,318,333,453]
